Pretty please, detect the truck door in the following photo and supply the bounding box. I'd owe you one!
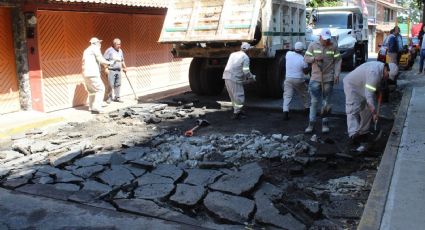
[354,13,362,41]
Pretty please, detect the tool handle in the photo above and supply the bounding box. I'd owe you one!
[184,125,200,137]
[190,125,200,132]
[374,92,382,131]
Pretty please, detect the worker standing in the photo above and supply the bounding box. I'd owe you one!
[223,42,256,120]
[343,61,398,145]
[304,28,342,133]
[387,27,399,64]
[82,37,114,114]
[282,41,310,120]
[104,38,127,103]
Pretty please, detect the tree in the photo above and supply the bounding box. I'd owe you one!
[398,0,422,24]
[307,0,342,8]
[414,0,425,23]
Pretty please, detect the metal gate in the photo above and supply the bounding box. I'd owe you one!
[37,10,189,112]
[0,8,20,114]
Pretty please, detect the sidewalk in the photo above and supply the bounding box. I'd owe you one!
[379,86,425,229]
[359,61,425,229]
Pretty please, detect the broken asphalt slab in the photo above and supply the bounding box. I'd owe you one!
[0,187,203,229]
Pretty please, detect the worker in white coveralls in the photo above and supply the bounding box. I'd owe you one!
[223,42,256,120]
[343,61,398,146]
[304,28,342,133]
[282,41,310,120]
[82,37,114,114]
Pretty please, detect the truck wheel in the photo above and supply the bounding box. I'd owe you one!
[346,54,356,71]
[199,59,224,95]
[364,42,368,63]
[189,58,204,94]
[267,52,285,98]
[251,58,268,97]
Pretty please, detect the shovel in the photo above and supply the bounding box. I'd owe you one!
[184,119,210,137]
[373,92,383,142]
[318,61,331,116]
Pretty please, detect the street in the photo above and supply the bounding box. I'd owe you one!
[0,57,404,229]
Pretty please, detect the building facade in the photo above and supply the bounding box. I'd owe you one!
[0,0,190,114]
[364,0,403,52]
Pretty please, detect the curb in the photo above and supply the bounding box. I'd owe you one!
[0,117,65,140]
[358,87,412,230]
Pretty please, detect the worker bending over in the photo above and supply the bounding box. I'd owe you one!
[343,61,398,145]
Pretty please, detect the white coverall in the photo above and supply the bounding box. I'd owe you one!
[223,50,254,114]
[82,44,112,112]
[283,51,309,112]
[343,61,384,138]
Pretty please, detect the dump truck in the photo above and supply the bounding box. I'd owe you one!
[306,6,368,70]
[158,0,308,98]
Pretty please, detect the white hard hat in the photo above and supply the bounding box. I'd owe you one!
[294,42,304,51]
[89,37,102,44]
[388,63,398,80]
[241,42,251,50]
[320,28,332,40]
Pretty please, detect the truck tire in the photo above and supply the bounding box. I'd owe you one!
[251,58,268,97]
[189,58,204,94]
[364,42,368,63]
[346,53,356,71]
[199,59,224,95]
[357,43,367,65]
[266,52,286,98]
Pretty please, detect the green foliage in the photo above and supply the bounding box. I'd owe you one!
[307,0,342,8]
[398,0,422,24]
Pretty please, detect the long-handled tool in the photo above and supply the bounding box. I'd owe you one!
[373,92,383,142]
[184,119,210,137]
[318,61,331,116]
[123,71,138,101]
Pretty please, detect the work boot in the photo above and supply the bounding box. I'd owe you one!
[283,111,289,120]
[231,112,247,120]
[114,97,124,103]
[305,121,315,133]
[322,119,330,133]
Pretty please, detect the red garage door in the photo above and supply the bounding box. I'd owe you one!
[0,8,20,114]
[37,10,189,112]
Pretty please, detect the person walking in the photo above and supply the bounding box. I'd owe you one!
[104,38,127,103]
[418,25,425,74]
[304,28,342,133]
[387,26,399,64]
[223,42,256,120]
[282,41,310,120]
[343,61,398,146]
[82,37,114,114]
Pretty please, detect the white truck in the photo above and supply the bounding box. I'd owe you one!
[306,6,368,70]
[159,0,308,98]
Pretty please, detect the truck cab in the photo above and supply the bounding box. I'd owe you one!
[306,6,368,70]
